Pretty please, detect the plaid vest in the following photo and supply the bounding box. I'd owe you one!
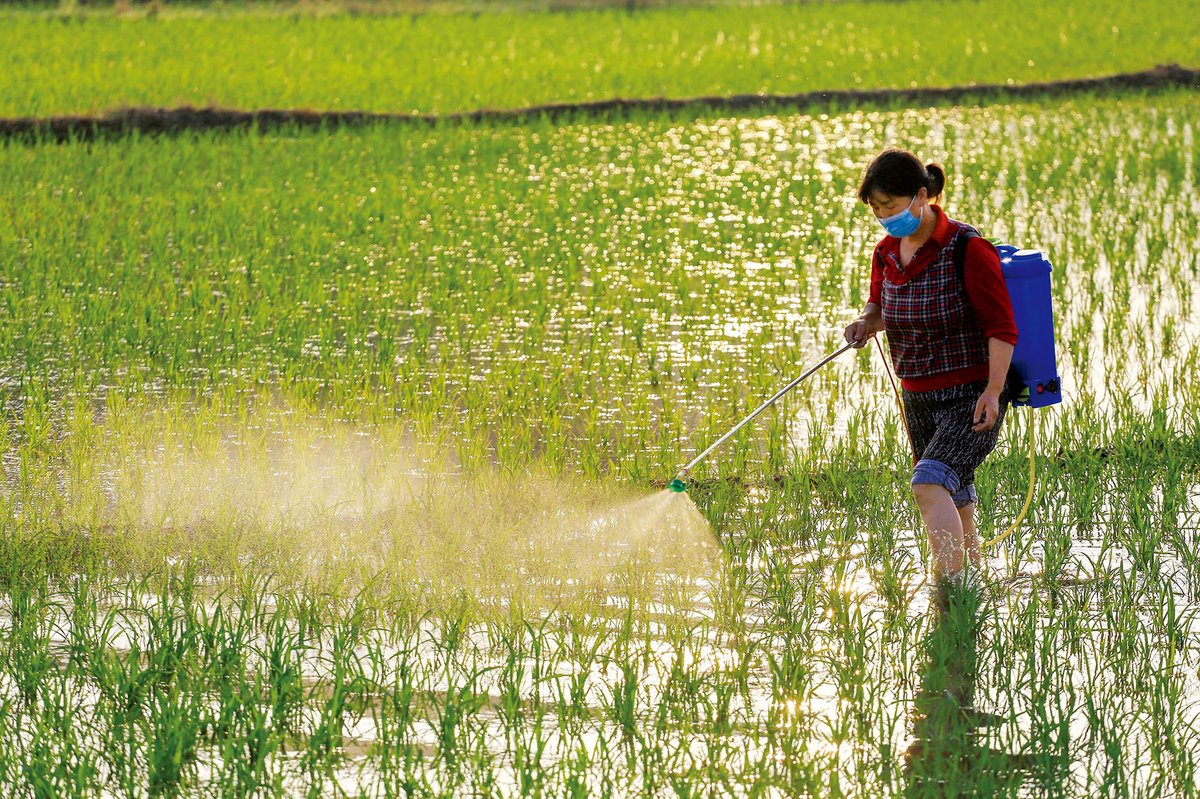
[879,221,989,380]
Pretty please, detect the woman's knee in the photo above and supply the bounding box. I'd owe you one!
[910,458,960,502]
[911,481,950,505]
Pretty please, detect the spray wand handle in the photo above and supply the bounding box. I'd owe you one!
[675,340,856,481]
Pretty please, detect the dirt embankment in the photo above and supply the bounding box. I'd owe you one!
[2,64,1196,142]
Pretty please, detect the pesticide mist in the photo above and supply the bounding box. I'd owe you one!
[68,396,718,602]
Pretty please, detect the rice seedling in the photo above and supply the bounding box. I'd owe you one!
[0,81,1197,796]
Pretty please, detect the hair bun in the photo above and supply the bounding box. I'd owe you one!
[924,162,947,199]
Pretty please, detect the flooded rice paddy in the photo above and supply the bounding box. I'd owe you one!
[0,91,1198,795]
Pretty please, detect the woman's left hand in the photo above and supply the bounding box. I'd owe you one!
[972,389,1001,432]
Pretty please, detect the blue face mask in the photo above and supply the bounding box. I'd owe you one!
[876,195,922,238]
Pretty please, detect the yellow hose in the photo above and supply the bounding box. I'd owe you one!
[983,414,1036,549]
[873,336,1037,548]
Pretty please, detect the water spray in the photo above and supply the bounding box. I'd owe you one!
[668,341,855,493]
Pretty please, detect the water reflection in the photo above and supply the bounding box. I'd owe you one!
[0,95,1197,794]
[903,583,1036,796]
[2,99,1196,480]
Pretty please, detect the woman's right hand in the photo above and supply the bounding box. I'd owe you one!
[844,318,873,348]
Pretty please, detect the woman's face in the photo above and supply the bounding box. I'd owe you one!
[867,187,927,220]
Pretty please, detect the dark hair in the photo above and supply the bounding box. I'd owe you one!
[857,149,946,205]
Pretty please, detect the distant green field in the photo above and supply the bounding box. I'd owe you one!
[1,0,1197,116]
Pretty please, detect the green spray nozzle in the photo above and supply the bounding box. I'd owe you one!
[667,478,687,493]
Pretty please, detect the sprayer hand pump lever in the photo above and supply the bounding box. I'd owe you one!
[668,340,856,492]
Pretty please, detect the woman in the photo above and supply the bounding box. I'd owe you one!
[843,149,1018,593]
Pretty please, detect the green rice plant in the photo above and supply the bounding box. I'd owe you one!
[19,677,102,799]
[210,673,280,795]
[257,596,308,743]
[368,634,432,797]
[0,86,1197,796]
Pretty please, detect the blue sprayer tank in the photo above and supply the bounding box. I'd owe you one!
[995,244,1062,408]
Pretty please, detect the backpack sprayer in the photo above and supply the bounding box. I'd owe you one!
[989,243,1061,408]
[667,237,1061,550]
[973,240,1062,547]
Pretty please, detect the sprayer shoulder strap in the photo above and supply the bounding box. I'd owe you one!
[952,229,980,285]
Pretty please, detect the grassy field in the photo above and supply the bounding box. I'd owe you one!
[1,0,1198,116]
[1,81,1198,795]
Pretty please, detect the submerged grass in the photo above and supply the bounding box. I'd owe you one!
[0,89,1198,795]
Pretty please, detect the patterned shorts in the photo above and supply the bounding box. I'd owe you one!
[901,379,1010,508]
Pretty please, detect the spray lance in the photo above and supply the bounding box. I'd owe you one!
[668,340,857,493]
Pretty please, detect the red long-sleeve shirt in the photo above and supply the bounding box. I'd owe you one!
[868,205,1019,391]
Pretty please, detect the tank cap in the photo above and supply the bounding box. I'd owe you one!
[1000,247,1053,276]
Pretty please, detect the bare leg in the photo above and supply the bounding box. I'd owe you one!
[912,483,966,580]
[958,502,983,569]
